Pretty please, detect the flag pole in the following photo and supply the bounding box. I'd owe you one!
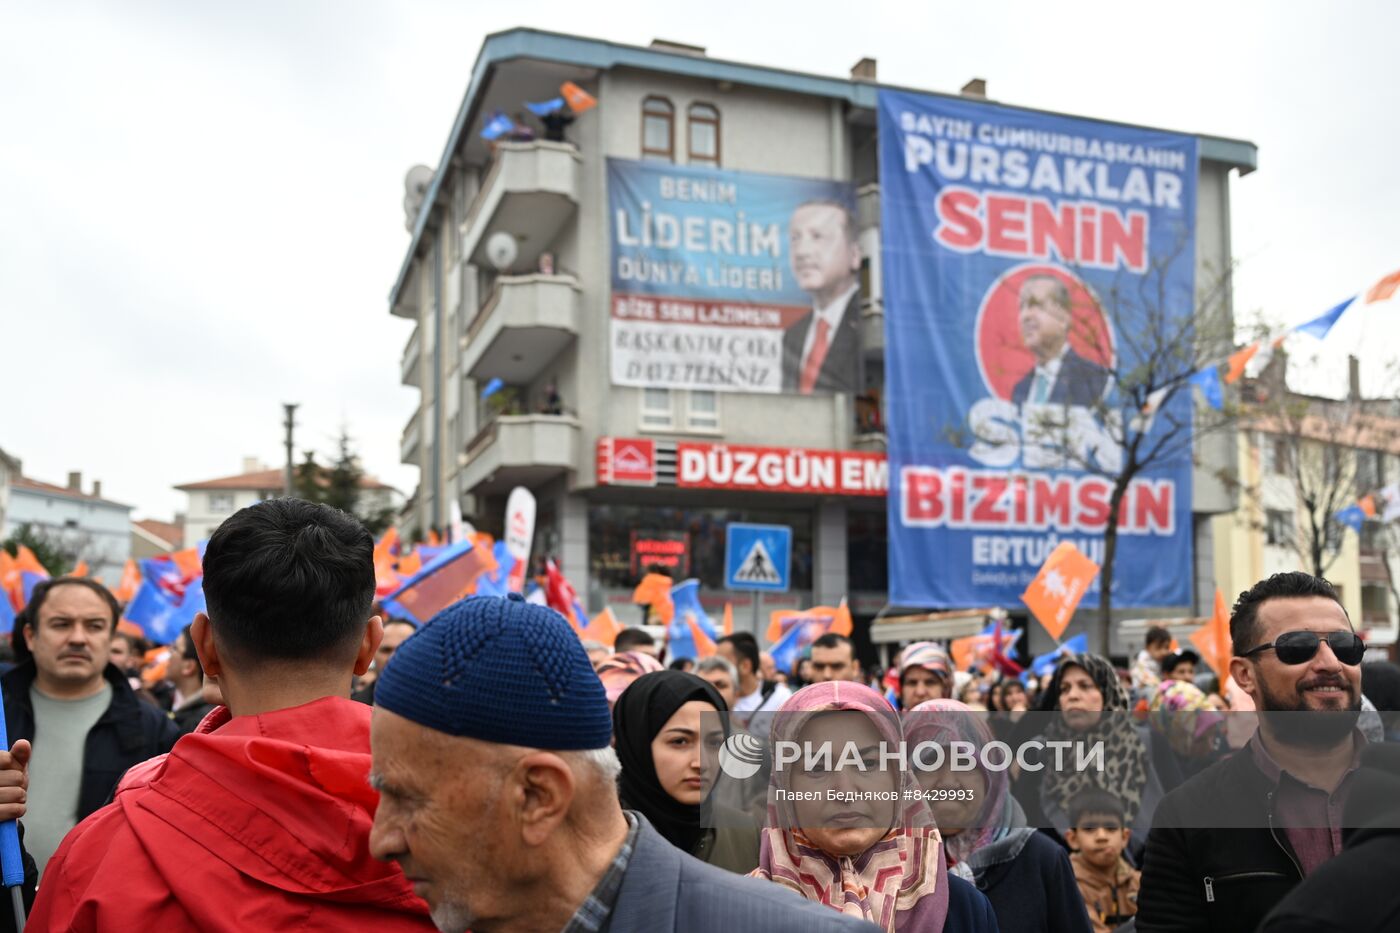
[0,688,25,931]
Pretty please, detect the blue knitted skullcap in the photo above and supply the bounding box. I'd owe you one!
[375,594,612,750]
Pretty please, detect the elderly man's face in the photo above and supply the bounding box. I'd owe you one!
[1018,278,1072,363]
[369,709,512,932]
[789,204,858,302]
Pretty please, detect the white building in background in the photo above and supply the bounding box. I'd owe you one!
[2,471,132,581]
[177,458,402,542]
[0,447,20,534]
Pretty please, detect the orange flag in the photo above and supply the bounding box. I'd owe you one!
[70,560,89,578]
[374,527,399,563]
[768,603,852,643]
[1360,495,1378,518]
[950,634,978,672]
[1365,267,1400,304]
[114,559,140,602]
[1021,542,1100,641]
[722,603,734,637]
[397,548,423,577]
[170,547,202,581]
[1190,588,1232,678]
[631,573,675,624]
[1224,342,1259,384]
[582,607,624,647]
[427,529,442,548]
[14,545,48,577]
[688,615,718,658]
[561,81,597,114]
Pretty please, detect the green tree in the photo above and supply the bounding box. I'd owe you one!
[287,429,395,535]
[2,523,78,576]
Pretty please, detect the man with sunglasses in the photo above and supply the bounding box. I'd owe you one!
[1137,572,1367,933]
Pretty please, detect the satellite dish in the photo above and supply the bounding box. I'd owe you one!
[402,164,435,231]
[486,231,518,271]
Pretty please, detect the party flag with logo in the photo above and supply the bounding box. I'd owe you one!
[1021,542,1100,641]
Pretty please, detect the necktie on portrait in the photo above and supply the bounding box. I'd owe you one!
[799,318,832,394]
[1031,369,1052,403]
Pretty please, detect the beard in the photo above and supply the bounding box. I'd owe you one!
[1257,677,1361,748]
[430,900,475,933]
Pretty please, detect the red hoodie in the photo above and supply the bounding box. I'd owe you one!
[28,696,434,931]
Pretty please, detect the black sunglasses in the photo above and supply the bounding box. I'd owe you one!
[1240,630,1365,666]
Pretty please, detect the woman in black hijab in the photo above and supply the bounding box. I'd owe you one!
[612,670,761,873]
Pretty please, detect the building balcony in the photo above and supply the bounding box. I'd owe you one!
[860,300,884,358]
[400,325,422,387]
[458,414,580,495]
[461,274,581,384]
[400,409,421,466]
[461,142,581,273]
[852,431,887,454]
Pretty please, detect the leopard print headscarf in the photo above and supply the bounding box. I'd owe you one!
[1039,653,1148,822]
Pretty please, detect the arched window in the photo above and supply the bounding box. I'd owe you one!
[642,96,675,161]
[688,102,720,165]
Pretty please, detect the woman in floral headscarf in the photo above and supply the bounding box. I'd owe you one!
[594,650,664,706]
[1147,679,1227,793]
[908,699,1091,933]
[750,681,997,933]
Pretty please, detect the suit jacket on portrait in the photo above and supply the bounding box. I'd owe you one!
[781,291,861,395]
[1011,346,1110,406]
[609,815,880,932]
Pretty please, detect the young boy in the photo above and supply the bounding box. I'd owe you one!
[1130,625,1173,694]
[1159,648,1200,684]
[1066,789,1139,933]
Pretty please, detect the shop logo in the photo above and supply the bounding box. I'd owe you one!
[612,439,656,484]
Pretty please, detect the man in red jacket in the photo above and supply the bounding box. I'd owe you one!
[28,499,435,931]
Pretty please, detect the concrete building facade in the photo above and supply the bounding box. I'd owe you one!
[390,29,1256,650]
[3,472,132,581]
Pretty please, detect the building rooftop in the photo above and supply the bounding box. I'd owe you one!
[132,518,184,550]
[390,26,1260,312]
[175,467,397,493]
[11,475,130,509]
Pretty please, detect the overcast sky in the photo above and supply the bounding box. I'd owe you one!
[3,0,1397,522]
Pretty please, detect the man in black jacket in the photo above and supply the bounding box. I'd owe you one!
[1137,572,1366,933]
[3,577,179,875]
[1258,743,1400,932]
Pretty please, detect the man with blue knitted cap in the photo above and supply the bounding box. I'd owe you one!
[370,594,878,933]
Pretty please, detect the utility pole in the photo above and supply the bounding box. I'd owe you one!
[283,403,299,497]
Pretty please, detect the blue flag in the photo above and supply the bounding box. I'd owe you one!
[525,97,565,116]
[480,112,516,141]
[1028,633,1089,679]
[169,576,207,634]
[0,593,13,633]
[1295,297,1356,341]
[123,581,182,644]
[480,377,505,400]
[1335,504,1366,534]
[769,617,823,675]
[1188,366,1224,410]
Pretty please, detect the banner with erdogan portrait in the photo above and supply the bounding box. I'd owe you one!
[607,158,861,395]
[878,89,1198,609]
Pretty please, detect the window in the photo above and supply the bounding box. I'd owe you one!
[1264,436,1290,475]
[209,493,235,513]
[686,390,719,430]
[641,97,675,161]
[641,387,673,429]
[687,102,719,165]
[1357,448,1384,492]
[1265,508,1293,546]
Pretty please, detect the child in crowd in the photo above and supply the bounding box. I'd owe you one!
[1066,789,1140,933]
[1129,625,1173,694]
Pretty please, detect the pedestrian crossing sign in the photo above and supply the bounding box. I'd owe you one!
[725,523,792,592]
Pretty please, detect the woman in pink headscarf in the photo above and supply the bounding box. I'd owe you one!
[908,699,1091,933]
[594,650,664,706]
[749,681,997,933]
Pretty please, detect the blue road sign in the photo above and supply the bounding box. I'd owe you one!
[725,523,792,592]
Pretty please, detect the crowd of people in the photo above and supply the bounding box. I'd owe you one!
[1,497,1397,931]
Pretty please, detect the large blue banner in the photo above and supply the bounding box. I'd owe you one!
[608,158,859,395]
[879,90,1198,609]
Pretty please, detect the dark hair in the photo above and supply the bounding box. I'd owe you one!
[1019,274,1071,314]
[1145,626,1172,648]
[201,498,374,665]
[667,657,693,671]
[1163,649,1200,673]
[1069,788,1127,828]
[811,633,854,654]
[13,577,122,664]
[1230,572,1346,655]
[718,632,760,676]
[793,198,858,246]
[613,628,656,653]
